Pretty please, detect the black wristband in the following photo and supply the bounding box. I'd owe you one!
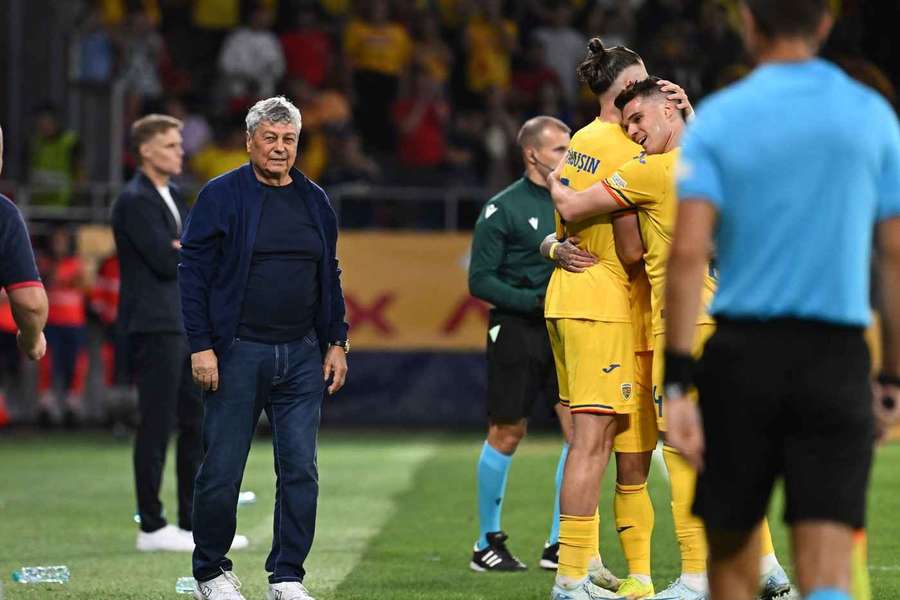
[878,372,900,387]
[664,349,696,389]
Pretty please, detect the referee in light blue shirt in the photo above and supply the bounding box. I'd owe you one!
[661,2,900,600]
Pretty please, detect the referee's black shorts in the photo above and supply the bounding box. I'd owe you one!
[485,310,560,424]
[694,318,874,531]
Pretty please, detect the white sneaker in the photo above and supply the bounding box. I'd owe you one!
[178,529,249,551]
[136,524,195,552]
[194,571,246,600]
[267,581,316,600]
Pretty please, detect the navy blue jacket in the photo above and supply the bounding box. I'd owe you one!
[178,164,349,358]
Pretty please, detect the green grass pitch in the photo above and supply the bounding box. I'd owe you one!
[1,432,899,599]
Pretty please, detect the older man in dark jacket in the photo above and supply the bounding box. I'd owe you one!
[180,96,349,600]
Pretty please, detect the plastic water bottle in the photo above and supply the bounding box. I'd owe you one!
[176,577,196,594]
[237,490,257,506]
[11,566,70,584]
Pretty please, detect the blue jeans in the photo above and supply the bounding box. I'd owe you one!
[192,334,324,583]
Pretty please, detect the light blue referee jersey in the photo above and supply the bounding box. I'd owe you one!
[677,58,900,326]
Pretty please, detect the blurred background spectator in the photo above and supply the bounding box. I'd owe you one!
[37,226,88,427]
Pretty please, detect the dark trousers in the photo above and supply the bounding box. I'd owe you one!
[192,334,324,583]
[352,70,398,153]
[130,332,202,532]
[45,325,86,391]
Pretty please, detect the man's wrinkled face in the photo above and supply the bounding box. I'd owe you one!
[247,121,299,181]
[622,95,673,155]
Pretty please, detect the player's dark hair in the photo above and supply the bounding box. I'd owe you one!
[743,0,830,38]
[614,76,664,112]
[577,37,642,97]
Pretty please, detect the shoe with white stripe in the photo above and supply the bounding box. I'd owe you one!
[540,541,560,570]
[469,531,527,572]
[193,571,246,600]
[266,581,315,600]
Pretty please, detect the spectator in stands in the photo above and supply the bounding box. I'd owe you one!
[39,226,87,426]
[511,40,563,115]
[189,0,241,92]
[583,3,634,50]
[343,0,412,153]
[218,4,286,100]
[696,1,744,92]
[392,66,450,180]
[190,120,249,183]
[285,77,352,182]
[482,89,519,192]
[117,8,166,123]
[163,96,212,159]
[531,1,586,108]
[444,109,487,186]
[413,11,453,89]
[464,0,518,97]
[321,127,382,186]
[72,6,115,84]
[280,3,333,89]
[28,105,81,207]
[89,253,134,430]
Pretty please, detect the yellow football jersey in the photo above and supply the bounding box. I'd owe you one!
[603,149,716,334]
[544,119,643,322]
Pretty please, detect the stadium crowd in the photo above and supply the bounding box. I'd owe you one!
[38,0,895,201]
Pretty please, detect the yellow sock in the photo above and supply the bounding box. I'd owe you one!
[559,513,598,581]
[614,482,654,576]
[851,529,871,600]
[759,518,775,557]
[591,508,600,560]
[664,445,707,574]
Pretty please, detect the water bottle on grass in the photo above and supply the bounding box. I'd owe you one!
[11,566,70,584]
[176,577,196,594]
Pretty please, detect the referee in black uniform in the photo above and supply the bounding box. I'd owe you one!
[467,116,576,573]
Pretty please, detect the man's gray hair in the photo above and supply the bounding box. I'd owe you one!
[245,96,302,135]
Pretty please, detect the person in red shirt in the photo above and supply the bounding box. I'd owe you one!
[392,66,449,178]
[39,226,88,426]
[279,4,332,89]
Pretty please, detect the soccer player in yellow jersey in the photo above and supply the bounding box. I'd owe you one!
[549,77,793,600]
[544,39,680,600]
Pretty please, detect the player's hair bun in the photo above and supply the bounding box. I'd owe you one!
[587,37,606,56]
[577,37,642,96]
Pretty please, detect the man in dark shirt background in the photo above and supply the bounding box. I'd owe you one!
[180,96,349,600]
